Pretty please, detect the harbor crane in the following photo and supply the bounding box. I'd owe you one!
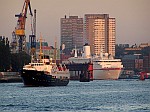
[29,9,36,57]
[13,0,33,52]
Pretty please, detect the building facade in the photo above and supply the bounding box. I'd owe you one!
[143,54,150,72]
[84,14,116,56]
[60,15,83,54]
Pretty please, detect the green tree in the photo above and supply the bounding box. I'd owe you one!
[0,40,11,71]
[11,51,31,72]
[0,37,31,72]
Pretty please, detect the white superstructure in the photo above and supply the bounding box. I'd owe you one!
[92,53,123,80]
[67,44,123,80]
[23,58,70,79]
[68,44,92,64]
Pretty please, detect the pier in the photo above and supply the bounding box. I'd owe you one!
[66,63,93,82]
[0,72,22,83]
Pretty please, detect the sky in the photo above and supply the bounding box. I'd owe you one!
[0,0,150,47]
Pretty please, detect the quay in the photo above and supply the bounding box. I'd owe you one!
[0,72,22,83]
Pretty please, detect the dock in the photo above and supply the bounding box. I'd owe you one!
[0,72,22,83]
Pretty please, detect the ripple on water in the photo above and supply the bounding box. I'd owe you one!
[0,80,150,112]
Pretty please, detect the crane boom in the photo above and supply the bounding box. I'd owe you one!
[13,0,33,52]
[15,0,33,36]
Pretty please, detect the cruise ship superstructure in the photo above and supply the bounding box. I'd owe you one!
[67,44,123,80]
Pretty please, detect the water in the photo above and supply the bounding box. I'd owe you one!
[0,80,150,112]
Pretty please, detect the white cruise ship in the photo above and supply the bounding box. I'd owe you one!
[92,53,123,80]
[67,44,123,80]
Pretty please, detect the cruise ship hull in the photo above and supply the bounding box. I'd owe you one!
[93,68,122,80]
[21,69,69,87]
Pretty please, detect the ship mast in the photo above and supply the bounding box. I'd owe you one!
[54,39,57,64]
[39,33,43,62]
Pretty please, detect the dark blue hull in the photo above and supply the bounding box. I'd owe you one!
[21,69,69,87]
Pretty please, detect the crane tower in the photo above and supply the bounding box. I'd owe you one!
[13,0,33,52]
[29,9,36,57]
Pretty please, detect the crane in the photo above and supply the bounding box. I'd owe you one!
[14,0,33,52]
[29,9,36,57]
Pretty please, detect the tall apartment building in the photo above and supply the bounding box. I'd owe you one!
[84,14,116,56]
[61,15,83,54]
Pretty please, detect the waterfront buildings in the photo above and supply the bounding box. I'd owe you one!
[120,44,150,74]
[142,47,150,72]
[60,15,83,55]
[84,14,116,56]
[60,14,116,57]
[26,42,60,63]
[143,54,150,72]
[117,44,129,48]
[122,54,143,71]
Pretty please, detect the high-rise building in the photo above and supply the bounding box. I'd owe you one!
[61,15,83,54]
[84,14,116,56]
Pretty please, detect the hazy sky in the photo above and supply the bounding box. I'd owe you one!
[0,0,150,46]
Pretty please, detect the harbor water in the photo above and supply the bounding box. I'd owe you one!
[0,80,150,112]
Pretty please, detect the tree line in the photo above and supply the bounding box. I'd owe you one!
[0,37,31,72]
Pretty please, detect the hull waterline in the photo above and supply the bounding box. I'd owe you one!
[93,68,122,80]
[21,69,69,87]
